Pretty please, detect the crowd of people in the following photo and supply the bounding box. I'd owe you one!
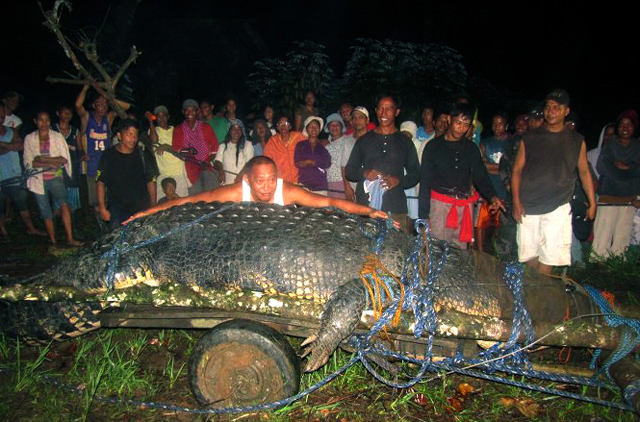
[1,85,639,276]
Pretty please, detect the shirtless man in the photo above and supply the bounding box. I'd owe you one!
[127,156,392,223]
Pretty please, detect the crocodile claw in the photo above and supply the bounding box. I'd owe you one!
[301,279,366,372]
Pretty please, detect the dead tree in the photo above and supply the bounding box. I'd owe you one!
[40,0,140,118]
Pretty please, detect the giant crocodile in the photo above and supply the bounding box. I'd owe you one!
[0,201,603,373]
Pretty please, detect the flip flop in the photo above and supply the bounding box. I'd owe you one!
[68,240,84,247]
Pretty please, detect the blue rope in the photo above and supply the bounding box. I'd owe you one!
[584,285,640,380]
[101,203,239,291]
[20,211,640,414]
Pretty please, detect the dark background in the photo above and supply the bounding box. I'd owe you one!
[2,0,637,145]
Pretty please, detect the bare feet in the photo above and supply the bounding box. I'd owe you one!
[27,229,48,237]
[68,239,84,247]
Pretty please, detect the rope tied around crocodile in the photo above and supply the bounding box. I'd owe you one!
[9,206,640,414]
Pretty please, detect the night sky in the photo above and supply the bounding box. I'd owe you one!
[2,0,638,144]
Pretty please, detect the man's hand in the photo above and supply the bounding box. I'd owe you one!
[489,196,506,213]
[615,160,630,170]
[364,169,382,180]
[344,184,355,202]
[586,203,597,220]
[381,175,399,190]
[99,207,111,222]
[81,153,89,162]
[512,199,525,223]
[296,159,315,168]
[217,170,225,184]
[368,209,401,229]
[123,209,150,225]
[155,144,170,156]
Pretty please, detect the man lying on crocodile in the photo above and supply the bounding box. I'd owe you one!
[127,155,396,225]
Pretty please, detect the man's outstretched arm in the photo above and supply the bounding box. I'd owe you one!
[284,183,390,220]
[124,184,242,223]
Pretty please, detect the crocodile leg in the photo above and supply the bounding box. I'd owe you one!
[302,279,367,372]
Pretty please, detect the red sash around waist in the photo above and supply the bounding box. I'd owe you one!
[431,190,480,243]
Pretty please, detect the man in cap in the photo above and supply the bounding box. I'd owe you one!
[511,89,596,275]
[172,99,219,195]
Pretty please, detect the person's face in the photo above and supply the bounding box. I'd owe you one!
[57,108,73,124]
[352,111,368,131]
[328,121,343,139]
[617,118,635,139]
[304,92,316,107]
[183,106,198,122]
[3,96,19,113]
[156,111,169,127]
[543,100,569,126]
[0,105,5,125]
[375,97,399,128]
[264,106,274,121]
[35,112,51,131]
[528,117,544,130]
[226,100,237,115]
[229,124,243,142]
[118,126,139,150]
[421,108,434,125]
[256,123,268,139]
[339,104,353,123]
[245,163,278,202]
[448,115,472,140]
[492,116,507,137]
[306,120,320,138]
[603,125,616,143]
[163,182,176,196]
[93,96,108,118]
[200,102,213,117]
[515,118,528,136]
[277,117,291,136]
[435,114,449,135]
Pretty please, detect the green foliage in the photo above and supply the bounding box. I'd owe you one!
[247,40,334,117]
[339,38,468,113]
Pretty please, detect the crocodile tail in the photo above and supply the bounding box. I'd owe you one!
[0,300,104,343]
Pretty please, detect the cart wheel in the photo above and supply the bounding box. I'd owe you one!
[188,319,301,408]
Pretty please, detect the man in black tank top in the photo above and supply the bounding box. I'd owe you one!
[511,89,596,275]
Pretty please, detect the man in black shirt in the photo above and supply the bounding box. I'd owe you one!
[419,103,504,249]
[97,119,158,230]
[345,94,420,231]
[511,89,595,275]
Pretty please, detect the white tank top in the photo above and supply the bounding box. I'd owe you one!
[242,178,285,205]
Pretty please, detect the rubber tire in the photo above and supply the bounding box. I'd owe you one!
[188,319,301,408]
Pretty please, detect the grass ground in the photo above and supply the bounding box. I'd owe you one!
[1,209,640,421]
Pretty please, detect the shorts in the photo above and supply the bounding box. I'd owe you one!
[34,178,68,220]
[0,184,29,212]
[517,202,572,266]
